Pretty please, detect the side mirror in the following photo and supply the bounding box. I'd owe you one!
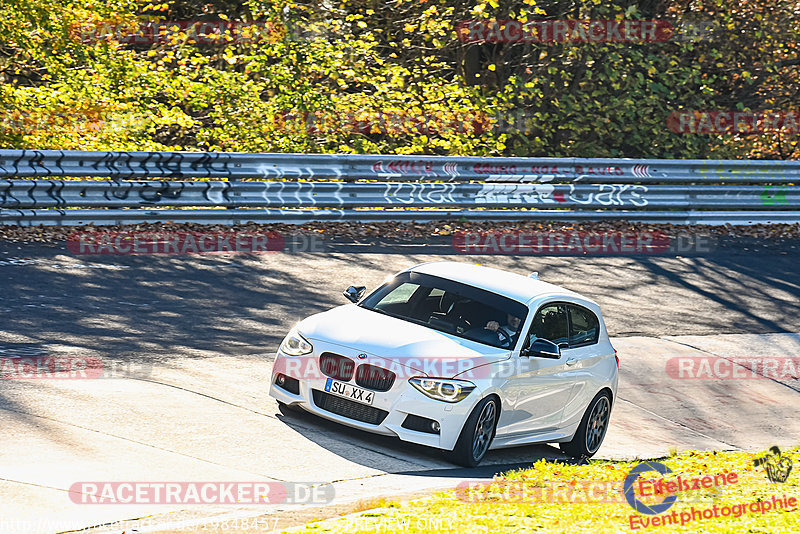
[522,339,561,359]
[343,285,366,303]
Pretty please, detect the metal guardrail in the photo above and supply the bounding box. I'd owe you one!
[0,150,798,225]
[2,149,800,183]
[1,181,798,209]
[4,209,800,226]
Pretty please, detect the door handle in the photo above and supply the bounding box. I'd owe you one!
[566,358,578,366]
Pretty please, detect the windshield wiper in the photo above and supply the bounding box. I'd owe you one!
[365,306,443,330]
[364,306,507,348]
[364,306,391,317]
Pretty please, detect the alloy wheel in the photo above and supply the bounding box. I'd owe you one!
[472,401,496,460]
[585,396,610,454]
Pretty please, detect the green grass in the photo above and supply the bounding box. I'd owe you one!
[289,448,800,533]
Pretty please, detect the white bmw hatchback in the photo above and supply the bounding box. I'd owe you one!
[269,261,618,466]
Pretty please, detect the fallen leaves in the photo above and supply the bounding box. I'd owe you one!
[1,220,799,245]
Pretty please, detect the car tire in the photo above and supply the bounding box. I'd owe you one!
[447,396,499,467]
[559,391,612,459]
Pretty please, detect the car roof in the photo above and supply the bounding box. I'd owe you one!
[408,261,592,307]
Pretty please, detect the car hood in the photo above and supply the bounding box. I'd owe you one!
[297,304,511,378]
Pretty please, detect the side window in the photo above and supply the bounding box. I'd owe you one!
[568,305,600,347]
[375,283,420,307]
[525,303,569,348]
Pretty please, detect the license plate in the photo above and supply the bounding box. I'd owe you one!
[324,378,375,405]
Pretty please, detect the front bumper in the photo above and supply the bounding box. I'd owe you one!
[268,348,482,451]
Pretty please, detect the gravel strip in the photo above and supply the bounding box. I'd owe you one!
[2,221,800,245]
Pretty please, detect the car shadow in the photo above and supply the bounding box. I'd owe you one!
[275,402,579,478]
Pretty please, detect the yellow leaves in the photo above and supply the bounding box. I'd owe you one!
[221,47,236,65]
[143,3,169,12]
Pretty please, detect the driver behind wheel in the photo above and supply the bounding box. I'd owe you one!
[485,313,522,346]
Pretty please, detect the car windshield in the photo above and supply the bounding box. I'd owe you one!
[358,271,528,349]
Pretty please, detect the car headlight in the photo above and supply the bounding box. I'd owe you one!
[409,377,476,403]
[280,329,313,356]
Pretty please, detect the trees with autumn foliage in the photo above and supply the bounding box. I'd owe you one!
[0,0,797,158]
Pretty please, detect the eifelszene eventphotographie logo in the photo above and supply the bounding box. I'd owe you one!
[624,459,796,530]
[624,461,679,515]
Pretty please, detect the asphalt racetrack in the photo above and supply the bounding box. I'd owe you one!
[2,237,799,358]
[1,236,799,533]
